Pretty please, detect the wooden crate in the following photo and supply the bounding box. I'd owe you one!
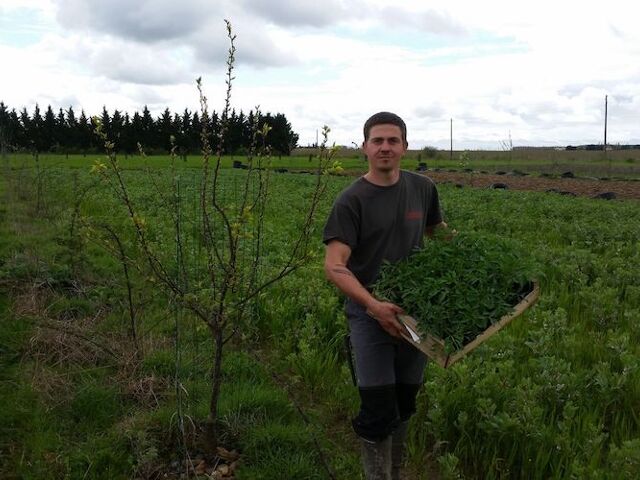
[397,281,540,368]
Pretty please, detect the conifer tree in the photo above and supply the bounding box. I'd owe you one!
[140,106,154,151]
[66,106,78,152]
[0,100,300,156]
[157,107,173,153]
[0,102,10,156]
[77,110,93,155]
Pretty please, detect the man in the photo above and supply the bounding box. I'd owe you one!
[323,112,446,479]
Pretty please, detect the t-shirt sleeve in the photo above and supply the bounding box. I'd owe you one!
[425,183,443,226]
[322,197,359,248]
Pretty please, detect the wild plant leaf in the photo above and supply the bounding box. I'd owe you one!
[374,231,537,351]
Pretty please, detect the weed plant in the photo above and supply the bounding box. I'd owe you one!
[374,231,538,350]
[407,186,640,479]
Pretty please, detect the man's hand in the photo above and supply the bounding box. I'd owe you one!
[366,300,407,338]
[425,221,457,240]
[325,240,409,338]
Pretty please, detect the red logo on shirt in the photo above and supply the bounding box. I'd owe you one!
[405,210,423,220]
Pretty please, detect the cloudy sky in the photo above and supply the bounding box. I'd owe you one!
[1,0,639,149]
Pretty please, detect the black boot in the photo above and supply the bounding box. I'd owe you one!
[360,435,392,480]
[391,421,409,480]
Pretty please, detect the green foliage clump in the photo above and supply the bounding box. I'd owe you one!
[374,231,537,350]
[422,146,438,159]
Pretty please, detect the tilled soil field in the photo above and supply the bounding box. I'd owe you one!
[423,170,640,200]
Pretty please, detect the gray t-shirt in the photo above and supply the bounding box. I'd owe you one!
[323,170,442,288]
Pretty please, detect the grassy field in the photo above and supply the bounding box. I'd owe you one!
[1,155,639,479]
[5,149,640,179]
[294,147,640,179]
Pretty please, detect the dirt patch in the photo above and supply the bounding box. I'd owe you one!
[424,170,640,200]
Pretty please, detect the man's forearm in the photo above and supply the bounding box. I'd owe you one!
[325,264,377,309]
[326,262,407,337]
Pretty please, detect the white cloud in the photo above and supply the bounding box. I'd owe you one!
[378,6,466,35]
[241,0,355,27]
[73,36,193,85]
[55,0,215,42]
[1,0,639,148]
[191,19,299,68]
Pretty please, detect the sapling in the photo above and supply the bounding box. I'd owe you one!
[92,19,335,452]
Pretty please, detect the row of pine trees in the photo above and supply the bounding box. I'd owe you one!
[0,102,300,156]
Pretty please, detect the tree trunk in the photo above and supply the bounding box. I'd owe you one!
[204,322,225,452]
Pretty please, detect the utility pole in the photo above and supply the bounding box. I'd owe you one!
[604,94,611,175]
[603,95,608,154]
[450,118,453,163]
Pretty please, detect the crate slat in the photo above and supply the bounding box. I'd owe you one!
[397,281,540,368]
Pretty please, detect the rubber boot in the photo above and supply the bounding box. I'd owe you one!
[391,421,409,480]
[360,435,392,480]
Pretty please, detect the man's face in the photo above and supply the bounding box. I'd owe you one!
[362,124,407,174]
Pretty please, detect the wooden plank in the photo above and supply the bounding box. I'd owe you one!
[397,314,448,367]
[446,282,540,366]
[397,281,540,368]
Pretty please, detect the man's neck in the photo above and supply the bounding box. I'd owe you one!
[364,169,401,186]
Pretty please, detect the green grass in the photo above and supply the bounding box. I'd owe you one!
[406,186,640,479]
[0,305,134,479]
[1,156,639,479]
[6,150,640,179]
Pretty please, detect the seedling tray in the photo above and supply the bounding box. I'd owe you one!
[397,281,540,368]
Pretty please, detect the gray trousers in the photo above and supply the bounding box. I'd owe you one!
[346,299,427,441]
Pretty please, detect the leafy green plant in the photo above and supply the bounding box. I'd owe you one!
[3,114,640,478]
[323,159,344,175]
[422,146,438,159]
[374,231,537,350]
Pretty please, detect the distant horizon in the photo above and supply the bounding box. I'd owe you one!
[299,141,640,152]
[1,1,638,152]
[7,98,638,153]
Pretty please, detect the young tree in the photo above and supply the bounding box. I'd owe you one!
[94,20,335,451]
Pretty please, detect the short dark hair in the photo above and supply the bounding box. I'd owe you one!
[363,112,407,145]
